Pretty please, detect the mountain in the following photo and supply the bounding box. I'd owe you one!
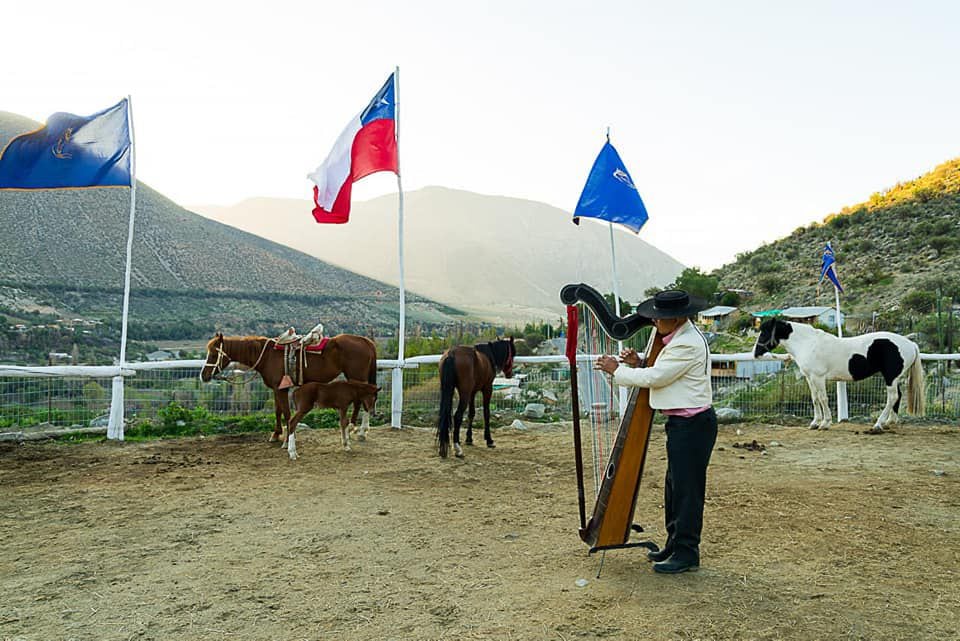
[0,112,460,337]
[192,187,686,323]
[712,158,960,318]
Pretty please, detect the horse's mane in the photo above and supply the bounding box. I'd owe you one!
[784,320,835,340]
[475,338,514,368]
[214,335,271,363]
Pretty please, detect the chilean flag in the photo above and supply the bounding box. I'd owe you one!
[307,73,399,223]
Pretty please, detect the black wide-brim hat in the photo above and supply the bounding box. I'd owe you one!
[635,290,709,319]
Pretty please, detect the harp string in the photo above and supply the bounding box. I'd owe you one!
[578,304,618,495]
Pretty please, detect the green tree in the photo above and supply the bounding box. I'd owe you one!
[928,235,955,257]
[757,275,785,295]
[669,268,719,300]
[719,291,741,307]
[523,331,545,350]
[902,291,936,315]
[602,293,633,315]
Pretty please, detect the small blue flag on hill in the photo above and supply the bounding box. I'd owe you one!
[0,99,131,189]
[573,140,648,233]
[819,242,844,293]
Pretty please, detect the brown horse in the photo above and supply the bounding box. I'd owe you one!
[286,381,380,459]
[436,337,516,458]
[200,333,378,451]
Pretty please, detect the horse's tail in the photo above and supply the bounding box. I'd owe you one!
[367,345,378,399]
[436,353,457,458]
[906,345,925,416]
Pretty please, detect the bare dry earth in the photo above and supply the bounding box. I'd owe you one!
[1,421,958,641]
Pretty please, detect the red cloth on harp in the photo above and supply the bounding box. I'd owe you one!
[565,305,578,364]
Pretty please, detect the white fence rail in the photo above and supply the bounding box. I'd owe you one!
[1,353,958,438]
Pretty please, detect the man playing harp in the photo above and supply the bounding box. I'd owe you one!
[596,290,717,574]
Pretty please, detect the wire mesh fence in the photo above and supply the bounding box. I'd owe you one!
[1,355,958,436]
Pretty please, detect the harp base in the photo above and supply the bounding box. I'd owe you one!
[587,540,660,555]
[581,523,661,555]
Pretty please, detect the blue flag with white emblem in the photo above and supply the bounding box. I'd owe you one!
[573,140,649,233]
[0,99,131,189]
[819,242,844,293]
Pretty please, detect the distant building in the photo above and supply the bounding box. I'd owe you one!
[780,306,844,329]
[146,350,175,361]
[711,357,784,379]
[698,306,740,330]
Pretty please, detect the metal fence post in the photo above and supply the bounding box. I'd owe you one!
[391,366,403,428]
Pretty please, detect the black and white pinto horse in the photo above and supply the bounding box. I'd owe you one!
[754,319,925,432]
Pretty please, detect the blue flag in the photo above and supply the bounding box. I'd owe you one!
[573,140,649,233]
[0,99,131,189]
[819,242,844,293]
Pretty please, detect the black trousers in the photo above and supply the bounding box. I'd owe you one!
[662,407,718,562]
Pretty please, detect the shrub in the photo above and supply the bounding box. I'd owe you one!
[827,215,850,230]
[757,275,785,294]
[902,291,936,314]
[720,291,741,307]
[929,235,955,256]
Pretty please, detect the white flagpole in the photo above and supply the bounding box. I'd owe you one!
[391,65,406,429]
[606,128,628,419]
[835,280,848,421]
[608,221,628,418]
[108,95,137,441]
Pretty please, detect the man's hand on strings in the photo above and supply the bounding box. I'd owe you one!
[595,355,619,375]
[619,348,642,367]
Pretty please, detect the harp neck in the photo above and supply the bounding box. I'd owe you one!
[560,283,652,341]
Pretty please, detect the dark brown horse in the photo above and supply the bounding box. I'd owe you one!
[436,337,516,458]
[286,381,380,459]
[200,333,378,451]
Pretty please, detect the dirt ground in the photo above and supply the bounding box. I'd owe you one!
[1,420,958,641]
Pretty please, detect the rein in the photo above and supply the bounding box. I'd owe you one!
[202,338,274,385]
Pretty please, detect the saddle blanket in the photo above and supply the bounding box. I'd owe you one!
[272,337,329,352]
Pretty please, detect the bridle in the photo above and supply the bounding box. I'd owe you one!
[755,328,781,354]
[503,347,515,378]
[201,339,230,379]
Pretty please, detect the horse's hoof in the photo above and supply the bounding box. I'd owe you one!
[465,439,473,446]
[487,442,496,449]
[808,425,819,430]
[288,452,298,461]
[268,434,279,442]
[357,434,366,442]
[455,451,465,459]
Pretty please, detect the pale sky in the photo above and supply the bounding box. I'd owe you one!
[3,0,958,270]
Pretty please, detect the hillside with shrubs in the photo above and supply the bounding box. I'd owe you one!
[637,159,959,353]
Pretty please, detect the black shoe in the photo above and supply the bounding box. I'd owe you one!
[653,555,699,574]
[647,547,672,563]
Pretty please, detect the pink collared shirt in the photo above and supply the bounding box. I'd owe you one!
[659,324,711,417]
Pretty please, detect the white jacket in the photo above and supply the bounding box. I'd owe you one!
[613,320,712,410]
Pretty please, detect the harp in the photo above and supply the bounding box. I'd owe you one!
[560,283,663,554]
